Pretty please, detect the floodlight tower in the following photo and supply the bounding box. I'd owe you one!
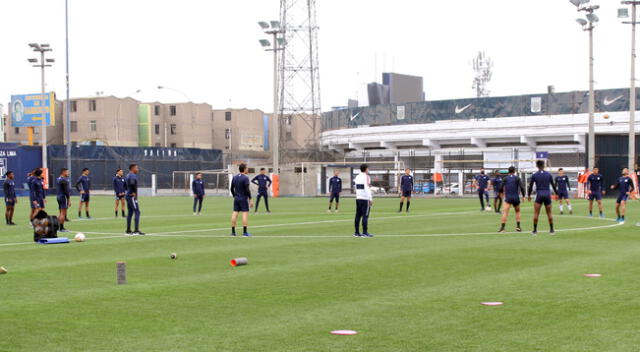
[571,0,599,170]
[278,0,322,164]
[28,43,54,170]
[619,1,640,172]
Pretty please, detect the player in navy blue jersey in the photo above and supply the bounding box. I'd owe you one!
[56,168,71,232]
[113,169,126,218]
[3,171,17,225]
[398,168,414,213]
[473,168,491,211]
[528,160,558,236]
[125,164,144,235]
[555,168,573,215]
[491,172,503,213]
[230,163,253,236]
[75,168,92,219]
[192,172,205,215]
[587,167,605,217]
[327,170,342,213]
[610,167,635,224]
[498,166,525,232]
[30,169,46,217]
[26,169,37,221]
[252,168,272,213]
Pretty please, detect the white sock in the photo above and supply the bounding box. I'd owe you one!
[559,205,564,212]
[568,204,572,210]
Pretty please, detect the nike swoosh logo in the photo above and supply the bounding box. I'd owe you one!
[350,111,361,121]
[604,95,624,106]
[455,104,472,114]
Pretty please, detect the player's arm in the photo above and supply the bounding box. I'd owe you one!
[527,176,534,198]
[3,181,9,195]
[191,180,197,194]
[517,177,526,198]
[629,179,635,193]
[251,176,259,186]
[230,181,236,197]
[266,176,272,188]
[328,178,333,193]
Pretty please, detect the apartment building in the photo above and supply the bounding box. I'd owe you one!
[145,101,214,149]
[212,108,272,159]
[64,96,139,146]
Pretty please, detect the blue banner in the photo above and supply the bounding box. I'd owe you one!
[10,92,55,127]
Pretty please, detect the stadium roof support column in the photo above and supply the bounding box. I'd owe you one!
[520,136,537,149]
[471,137,486,149]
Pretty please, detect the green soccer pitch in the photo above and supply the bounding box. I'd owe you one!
[1,195,639,351]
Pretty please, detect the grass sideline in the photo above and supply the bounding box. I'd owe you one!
[1,195,639,351]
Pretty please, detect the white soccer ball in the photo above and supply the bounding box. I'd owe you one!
[485,206,492,211]
[74,233,86,242]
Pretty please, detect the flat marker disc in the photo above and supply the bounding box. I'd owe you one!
[330,330,358,335]
[481,302,503,306]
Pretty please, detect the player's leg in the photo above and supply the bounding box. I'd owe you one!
[198,196,203,214]
[398,195,405,212]
[5,203,11,225]
[558,198,564,214]
[114,198,119,217]
[532,202,542,235]
[85,197,91,218]
[193,196,198,214]
[241,210,250,236]
[484,191,490,207]
[478,191,485,210]
[596,197,604,217]
[354,200,363,236]
[126,197,134,233]
[514,204,522,231]
[499,202,511,232]
[566,198,572,214]
[406,196,411,213]
[335,194,340,212]
[255,194,262,213]
[362,201,371,236]
[133,199,141,234]
[263,193,270,213]
[544,200,554,234]
[615,201,621,220]
[620,199,627,223]
[230,210,239,236]
[328,193,334,212]
[78,199,83,218]
[588,198,594,216]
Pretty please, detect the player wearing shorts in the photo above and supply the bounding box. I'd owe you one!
[528,160,558,236]
[56,168,71,232]
[75,168,92,219]
[328,170,342,213]
[555,168,572,215]
[230,163,253,237]
[473,168,491,211]
[3,171,17,225]
[113,169,126,218]
[587,167,605,218]
[610,168,634,224]
[491,173,503,213]
[498,166,525,232]
[398,168,414,213]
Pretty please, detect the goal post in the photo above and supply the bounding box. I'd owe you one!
[171,169,230,195]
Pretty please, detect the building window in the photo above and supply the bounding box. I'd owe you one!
[154,124,160,135]
[70,101,77,112]
[70,121,78,132]
[155,143,161,147]
[225,111,232,121]
[170,124,177,135]
[225,128,231,140]
[89,100,97,112]
[286,116,292,125]
[170,143,177,148]
[286,131,292,140]
[14,127,19,134]
[33,127,39,135]
[90,120,97,132]
[154,105,160,116]
[170,105,177,116]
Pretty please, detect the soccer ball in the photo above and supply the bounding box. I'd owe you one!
[74,233,86,242]
[485,206,491,211]
[170,253,177,260]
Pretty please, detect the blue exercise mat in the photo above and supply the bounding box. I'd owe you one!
[38,237,70,244]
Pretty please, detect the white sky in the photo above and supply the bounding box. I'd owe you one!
[0,0,633,114]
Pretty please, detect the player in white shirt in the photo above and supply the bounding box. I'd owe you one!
[353,164,374,238]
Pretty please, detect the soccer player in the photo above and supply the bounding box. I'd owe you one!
[192,172,205,215]
[26,169,37,221]
[555,168,573,215]
[113,169,126,218]
[498,166,525,233]
[3,171,17,225]
[528,160,558,236]
[398,168,414,213]
[610,167,634,224]
[354,163,374,238]
[30,169,46,218]
[491,172,503,213]
[230,163,253,237]
[587,167,605,218]
[75,168,92,219]
[252,168,272,213]
[56,168,71,233]
[473,168,491,211]
[125,164,144,235]
[327,170,342,213]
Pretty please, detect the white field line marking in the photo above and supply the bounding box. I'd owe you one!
[0,212,621,247]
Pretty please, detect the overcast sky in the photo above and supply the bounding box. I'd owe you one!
[0,0,633,114]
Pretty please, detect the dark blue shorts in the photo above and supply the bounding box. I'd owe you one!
[617,194,629,204]
[494,191,502,199]
[233,198,249,212]
[194,194,204,201]
[588,192,602,201]
[31,198,44,209]
[505,198,520,207]
[115,194,125,200]
[535,194,552,206]
[402,190,412,198]
[557,191,569,200]
[80,193,90,202]
[5,198,15,207]
[330,192,340,202]
[57,196,69,210]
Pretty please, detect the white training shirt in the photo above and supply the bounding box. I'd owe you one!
[354,172,372,201]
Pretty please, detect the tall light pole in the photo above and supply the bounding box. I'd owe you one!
[620,1,640,171]
[259,20,285,174]
[28,43,54,170]
[572,0,600,170]
[65,0,71,176]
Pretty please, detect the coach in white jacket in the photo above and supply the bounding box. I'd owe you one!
[354,164,374,237]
